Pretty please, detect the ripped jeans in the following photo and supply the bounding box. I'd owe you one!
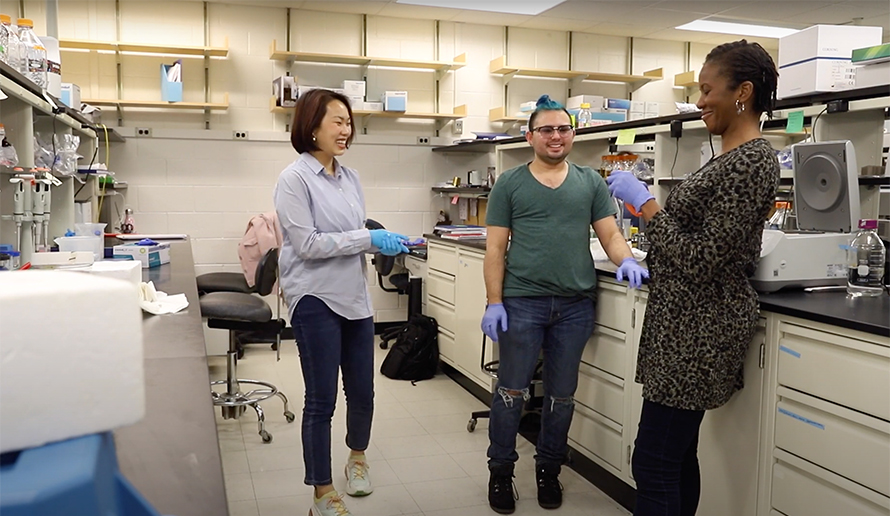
[487,295,595,471]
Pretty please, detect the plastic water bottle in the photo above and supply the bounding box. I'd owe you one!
[16,18,47,89]
[577,103,592,129]
[0,14,22,71]
[846,219,886,297]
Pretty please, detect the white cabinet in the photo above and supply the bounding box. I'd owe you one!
[760,317,890,516]
[425,242,458,367]
[455,249,493,391]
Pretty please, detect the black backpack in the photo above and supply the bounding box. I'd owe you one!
[380,315,439,383]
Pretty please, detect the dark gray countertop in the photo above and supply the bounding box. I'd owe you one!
[424,234,890,338]
[113,240,228,516]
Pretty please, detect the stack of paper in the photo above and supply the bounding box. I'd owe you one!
[434,225,487,240]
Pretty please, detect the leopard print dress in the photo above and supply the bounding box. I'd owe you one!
[636,137,779,411]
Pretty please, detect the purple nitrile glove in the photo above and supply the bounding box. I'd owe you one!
[616,257,649,289]
[606,171,655,213]
[481,303,508,342]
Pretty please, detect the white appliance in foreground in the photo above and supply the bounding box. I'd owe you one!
[752,140,860,292]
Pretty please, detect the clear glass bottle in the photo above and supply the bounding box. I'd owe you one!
[846,219,886,297]
[577,102,592,129]
[15,18,46,89]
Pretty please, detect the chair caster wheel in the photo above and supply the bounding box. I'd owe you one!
[379,341,389,350]
[467,419,477,433]
[260,430,273,443]
[284,411,295,423]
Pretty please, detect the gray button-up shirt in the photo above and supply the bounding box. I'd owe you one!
[274,153,374,321]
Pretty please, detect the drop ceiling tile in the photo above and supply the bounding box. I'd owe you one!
[517,16,602,31]
[376,3,461,20]
[448,10,532,26]
[298,1,389,15]
[582,22,664,38]
[719,1,838,20]
[650,1,749,15]
[542,0,662,23]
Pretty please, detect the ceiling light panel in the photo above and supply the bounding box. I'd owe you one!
[395,0,566,16]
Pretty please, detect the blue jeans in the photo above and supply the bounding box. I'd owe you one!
[290,295,375,486]
[487,295,596,470]
[632,399,706,516]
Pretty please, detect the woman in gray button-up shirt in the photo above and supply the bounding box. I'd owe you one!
[274,89,407,516]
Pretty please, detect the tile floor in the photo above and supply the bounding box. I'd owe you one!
[209,339,632,516]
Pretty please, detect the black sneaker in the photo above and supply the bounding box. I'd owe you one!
[536,463,563,509]
[488,465,517,514]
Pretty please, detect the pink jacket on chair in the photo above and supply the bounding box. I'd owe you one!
[238,212,283,288]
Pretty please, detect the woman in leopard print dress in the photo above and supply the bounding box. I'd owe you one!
[607,41,780,516]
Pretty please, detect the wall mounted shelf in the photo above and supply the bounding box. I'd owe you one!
[83,94,229,111]
[269,40,466,72]
[271,97,465,121]
[489,55,662,90]
[488,106,528,124]
[674,70,698,89]
[60,38,228,57]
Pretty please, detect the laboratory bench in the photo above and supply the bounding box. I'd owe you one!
[112,239,228,516]
[420,234,890,516]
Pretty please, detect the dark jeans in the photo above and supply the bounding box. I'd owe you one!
[487,295,596,471]
[632,399,706,516]
[290,295,375,486]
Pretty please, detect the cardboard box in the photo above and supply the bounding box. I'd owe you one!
[567,95,604,111]
[363,101,383,112]
[383,91,407,112]
[113,242,171,269]
[593,110,626,123]
[778,25,882,99]
[606,98,631,110]
[645,101,659,114]
[60,83,81,109]
[854,61,890,89]
[630,100,645,113]
[629,112,646,121]
[272,75,298,107]
[347,96,364,109]
[342,80,366,97]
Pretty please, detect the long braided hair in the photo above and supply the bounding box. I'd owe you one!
[705,40,779,119]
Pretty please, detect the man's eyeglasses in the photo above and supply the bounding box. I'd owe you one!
[531,125,574,137]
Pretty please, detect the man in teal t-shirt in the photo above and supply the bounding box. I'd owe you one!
[481,95,647,514]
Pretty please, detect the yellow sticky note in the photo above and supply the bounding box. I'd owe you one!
[786,110,804,133]
[616,129,636,145]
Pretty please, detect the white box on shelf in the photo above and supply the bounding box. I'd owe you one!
[60,83,81,109]
[272,75,298,107]
[342,80,366,97]
[645,101,659,114]
[567,95,604,111]
[629,112,646,121]
[606,98,631,110]
[112,242,171,269]
[383,91,407,112]
[362,101,383,112]
[777,25,882,99]
[630,100,645,113]
[347,96,364,109]
[854,61,890,89]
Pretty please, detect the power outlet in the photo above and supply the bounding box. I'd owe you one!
[135,127,152,137]
[453,119,464,135]
[416,136,430,145]
[233,130,249,140]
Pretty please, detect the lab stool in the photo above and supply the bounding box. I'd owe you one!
[467,334,544,433]
[197,269,279,358]
[0,432,164,516]
[199,248,294,444]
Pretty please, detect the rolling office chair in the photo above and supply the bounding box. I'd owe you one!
[467,334,544,434]
[199,248,294,443]
[365,219,422,349]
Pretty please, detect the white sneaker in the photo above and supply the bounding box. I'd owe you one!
[310,491,352,516]
[345,457,373,496]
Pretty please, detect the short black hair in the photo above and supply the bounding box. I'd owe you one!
[705,40,779,119]
[290,88,355,154]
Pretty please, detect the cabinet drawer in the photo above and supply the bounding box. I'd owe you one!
[581,325,626,379]
[575,363,624,425]
[596,282,628,333]
[775,393,890,497]
[428,243,458,276]
[772,455,890,516]
[426,270,455,305]
[437,328,456,365]
[568,403,623,470]
[777,323,890,420]
[426,297,456,334]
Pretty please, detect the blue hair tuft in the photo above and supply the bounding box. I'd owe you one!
[535,94,564,110]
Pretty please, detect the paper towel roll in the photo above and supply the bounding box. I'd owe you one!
[0,271,144,453]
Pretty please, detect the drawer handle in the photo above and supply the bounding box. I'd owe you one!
[778,407,825,430]
[779,345,801,358]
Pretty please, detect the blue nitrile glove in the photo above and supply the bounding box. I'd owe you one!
[369,229,409,255]
[606,171,655,213]
[481,303,508,342]
[616,257,649,289]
